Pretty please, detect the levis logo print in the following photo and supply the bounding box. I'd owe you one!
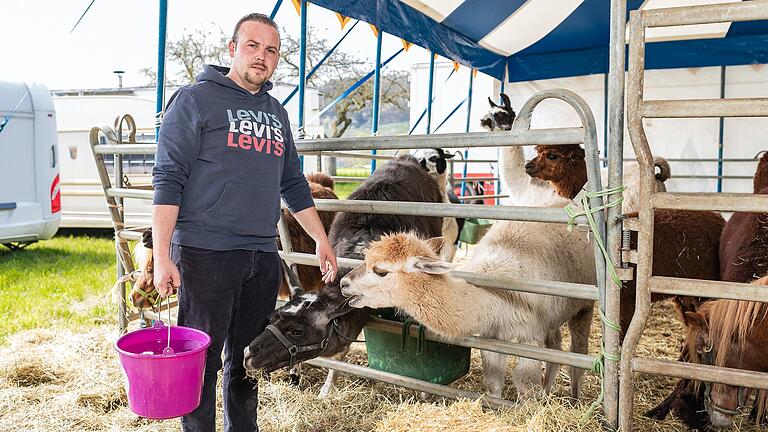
[226,109,285,156]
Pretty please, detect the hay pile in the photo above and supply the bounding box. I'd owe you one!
[0,301,763,431]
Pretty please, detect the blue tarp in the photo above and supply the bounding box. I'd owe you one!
[310,0,768,82]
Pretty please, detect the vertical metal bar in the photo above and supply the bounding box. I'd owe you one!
[717,65,726,192]
[620,11,652,431]
[114,132,127,332]
[605,0,627,427]
[155,0,168,138]
[496,72,505,204]
[462,70,474,196]
[426,53,435,134]
[269,0,284,19]
[297,0,307,171]
[371,28,383,173]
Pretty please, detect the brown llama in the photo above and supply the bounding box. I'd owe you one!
[277,172,338,299]
[525,144,724,335]
[524,144,671,213]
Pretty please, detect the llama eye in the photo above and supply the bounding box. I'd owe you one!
[373,267,388,277]
[547,154,558,160]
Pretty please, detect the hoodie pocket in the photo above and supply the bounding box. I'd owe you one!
[201,181,280,237]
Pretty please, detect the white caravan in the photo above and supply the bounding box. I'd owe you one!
[0,81,61,249]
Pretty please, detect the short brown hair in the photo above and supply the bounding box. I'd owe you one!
[232,13,280,45]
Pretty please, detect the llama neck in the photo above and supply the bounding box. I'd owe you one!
[499,146,566,206]
[551,163,587,200]
[401,277,494,339]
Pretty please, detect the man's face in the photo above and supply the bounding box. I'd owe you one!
[228,21,280,91]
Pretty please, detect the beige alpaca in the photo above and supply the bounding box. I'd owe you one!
[340,231,595,400]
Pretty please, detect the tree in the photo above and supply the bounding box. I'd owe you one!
[142,26,228,86]
[143,25,410,141]
[275,26,409,138]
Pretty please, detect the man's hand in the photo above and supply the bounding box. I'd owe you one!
[316,238,338,284]
[153,256,181,298]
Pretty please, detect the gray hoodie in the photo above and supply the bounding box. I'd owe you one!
[153,65,313,252]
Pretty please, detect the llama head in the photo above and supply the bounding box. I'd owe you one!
[480,93,515,131]
[525,144,587,200]
[414,148,454,177]
[244,282,355,373]
[339,232,453,309]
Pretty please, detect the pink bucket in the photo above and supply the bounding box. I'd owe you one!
[115,321,211,419]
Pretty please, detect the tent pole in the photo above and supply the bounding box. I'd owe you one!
[269,0,283,19]
[297,0,307,170]
[371,28,383,173]
[155,0,168,138]
[461,70,474,196]
[718,65,726,192]
[426,53,435,134]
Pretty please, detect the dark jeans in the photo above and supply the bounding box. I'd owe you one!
[172,244,281,432]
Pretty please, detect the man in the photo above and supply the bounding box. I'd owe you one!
[152,13,337,432]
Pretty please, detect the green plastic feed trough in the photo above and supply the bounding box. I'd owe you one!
[459,218,493,244]
[365,309,470,385]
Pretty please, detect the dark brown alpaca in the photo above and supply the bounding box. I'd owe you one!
[720,151,768,284]
[524,145,723,335]
[648,154,767,426]
[278,172,338,299]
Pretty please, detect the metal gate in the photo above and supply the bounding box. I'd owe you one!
[90,89,618,418]
[618,2,768,430]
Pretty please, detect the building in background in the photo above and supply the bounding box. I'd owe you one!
[52,82,322,228]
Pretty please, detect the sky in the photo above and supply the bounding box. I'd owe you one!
[0,0,430,91]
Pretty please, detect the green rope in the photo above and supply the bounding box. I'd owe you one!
[564,186,624,425]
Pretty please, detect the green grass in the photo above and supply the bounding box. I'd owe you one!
[0,234,117,342]
[334,168,373,198]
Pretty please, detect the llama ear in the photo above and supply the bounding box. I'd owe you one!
[487,96,498,108]
[500,93,512,110]
[425,237,445,254]
[405,256,455,275]
[685,311,706,329]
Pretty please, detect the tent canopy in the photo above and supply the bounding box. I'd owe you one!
[310,0,768,81]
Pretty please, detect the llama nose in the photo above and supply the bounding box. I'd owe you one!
[525,161,534,170]
[339,277,352,292]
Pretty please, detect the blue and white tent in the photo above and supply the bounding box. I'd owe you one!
[310,0,768,81]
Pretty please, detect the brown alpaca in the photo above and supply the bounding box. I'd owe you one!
[278,172,338,299]
[524,144,671,212]
[719,192,768,284]
[682,276,768,428]
[621,210,724,332]
[524,144,723,334]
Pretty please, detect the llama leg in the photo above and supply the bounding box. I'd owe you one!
[319,344,350,398]
[543,329,562,393]
[567,305,594,400]
[439,217,458,262]
[512,354,544,402]
[481,350,509,399]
